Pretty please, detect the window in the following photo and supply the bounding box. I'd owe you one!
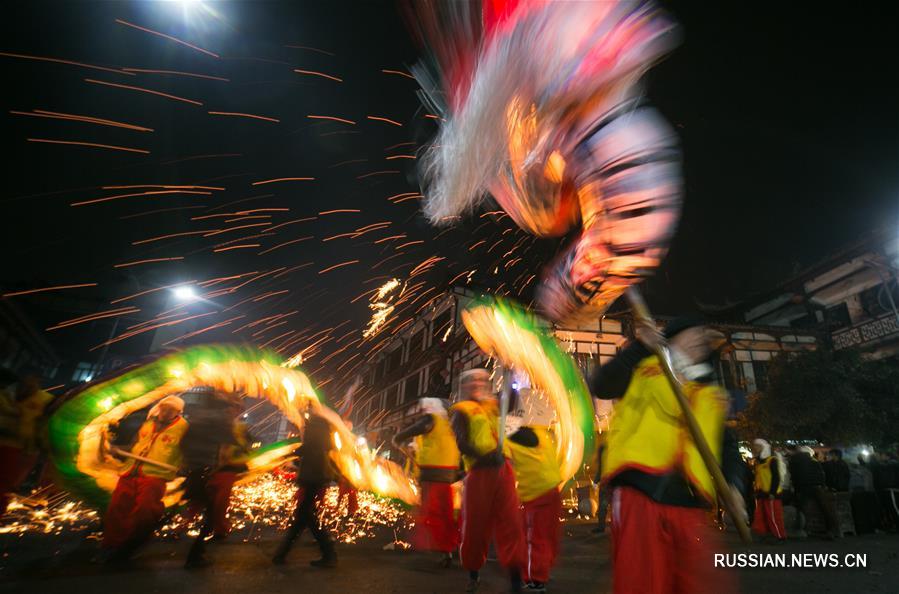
[860,283,899,319]
[824,303,851,330]
[433,310,452,339]
[404,374,420,402]
[718,359,737,390]
[752,361,769,391]
[385,384,399,409]
[789,313,817,329]
[72,362,95,382]
[385,347,403,373]
[409,329,424,355]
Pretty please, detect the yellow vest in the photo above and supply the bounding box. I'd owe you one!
[602,356,728,503]
[450,399,500,470]
[753,457,782,494]
[0,389,54,451]
[415,414,461,469]
[507,427,562,503]
[22,389,54,452]
[123,417,188,480]
[220,421,251,467]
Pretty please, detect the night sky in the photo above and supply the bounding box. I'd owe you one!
[2,1,897,385]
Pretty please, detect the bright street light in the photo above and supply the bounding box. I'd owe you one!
[172,286,197,302]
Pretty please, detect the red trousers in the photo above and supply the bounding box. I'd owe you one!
[414,481,458,553]
[459,462,526,572]
[611,486,733,594]
[102,474,167,550]
[522,488,562,583]
[338,479,359,516]
[752,496,786,540]
[186,471,239,537]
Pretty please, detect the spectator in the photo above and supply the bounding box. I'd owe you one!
[789,446,841,539]
[823,449,850,492]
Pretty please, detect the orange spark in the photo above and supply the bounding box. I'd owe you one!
[373,234,406,244]
[251,177,314,186]
[237,208,290,215]
[162,316,244,346]
[384,141,416,151]
[0,51,133,75]
[114,257,184,268]
[28,138,149,154]
[213,244,261,252]
[357,170,399,179]
[203,222,270,237]
[132,230,213,245]
[208,111,280,123]
[84,78,203,105]
[47,307,140,331]
[71,189,210,207]
[318,260,360,274]
[392,194,422,204]
[110,281,195,304]
[284,45,336,56]
[385,154,415,160]
[224,215,271,223]
[395,240,424,250]
[322,232,357,242]
[103,184,224,190]
[319,209,360,216]
[115,19,219,58]
[293,69,343,82]
[264,217,316,232]
[11,109,153,132]
[3,283,97,298]
[307,115,356,125]
[366,115,402,127]
[381,69,415,79]
[122,67,229,81]
[257,236,313,255]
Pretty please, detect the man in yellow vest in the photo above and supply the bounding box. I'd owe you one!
[103,395,188,561]
[506,390,562,593]
[0,372,54,518]
[450,368,526,592]
[393,397,461,567]
[592,317,744,594]
[751,438,786,541]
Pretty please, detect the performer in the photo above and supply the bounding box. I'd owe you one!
[410,0,683,323]
[751,438,786,541]
[204,400,253,540]
[506,392,562,593]
[449,369,525,592]
[273,413,337,568]
[337,420,359,518]
[182,393,239,569]
[0,372,53,517]
[393,397,461,567]
[102,395,188,563]
[592,318,745,594]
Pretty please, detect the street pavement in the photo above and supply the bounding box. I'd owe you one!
[1,521,896,593]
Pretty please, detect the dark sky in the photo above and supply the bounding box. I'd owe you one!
[2,1,897,381]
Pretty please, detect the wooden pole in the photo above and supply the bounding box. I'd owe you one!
[625,287,752,543]
[109,446,180,474]
[497,366,513,454]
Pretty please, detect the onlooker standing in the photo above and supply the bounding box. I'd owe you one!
[823,449,850,492]
[789,446,841,539]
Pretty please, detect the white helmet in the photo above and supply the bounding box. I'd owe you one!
[419,397,447,416]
